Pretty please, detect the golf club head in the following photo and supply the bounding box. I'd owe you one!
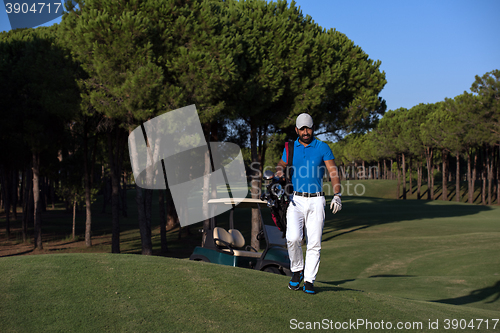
[263,170,275,180]
[271,183,284,199]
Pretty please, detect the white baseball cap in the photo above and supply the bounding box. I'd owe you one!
[296,113,314,129]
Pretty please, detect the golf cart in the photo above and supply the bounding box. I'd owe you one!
[189,196,291,276]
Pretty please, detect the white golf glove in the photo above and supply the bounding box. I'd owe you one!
[330,195,342,214]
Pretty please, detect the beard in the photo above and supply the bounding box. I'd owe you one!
[300,133,313,144]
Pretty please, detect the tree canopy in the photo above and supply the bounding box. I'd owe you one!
[4,0,496,257]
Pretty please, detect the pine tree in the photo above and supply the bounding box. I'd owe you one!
[224,0,387,247]
[60,0,242,252]
[0,26,80,248]
[470,70,500,205]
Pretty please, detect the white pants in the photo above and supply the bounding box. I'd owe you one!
[286,195,326,283]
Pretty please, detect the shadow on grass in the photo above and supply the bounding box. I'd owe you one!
[317,277,500,303]
[1,249,35,257]
[431,281,500,306]
[322,197,492,242]
[315,280,364,294]
[405,181,498,204]
[369,274,417,278]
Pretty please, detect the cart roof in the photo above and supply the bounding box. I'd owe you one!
[207,198,267,208]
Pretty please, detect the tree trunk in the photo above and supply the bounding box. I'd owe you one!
[396,155,401,199]
[72,197,77,240]
[144,188,153,255]
[497,145,500,206]
[487,145,493,205]
[472,152,478,204]
[382,159,386,179]
[425,147,434,200]
[122,172,128,218]
[166,186,179,231]
[455,153,460,202]
[481,146,486,205]
[402,153,406,200]
[202,123,212,247]
[107,127,123,253]
[497,144,500,206]
[442,149,448,201]
[0,166,11,238]
[467,151,474,204]
[209,121,219,230]
[159,189,168,254]
[101,165,108,213]
[417,162,421,199]
[202,147,212,247]
[11,169,18,221]
[83,123,93,247]
[32,152,43,249]
[22,168,33,243]
[390,158,394,180]
[130,125,153,256]
[20,170,25,212]
[136,185,152,255]
[250,120,261,251]
[408,156,412,198]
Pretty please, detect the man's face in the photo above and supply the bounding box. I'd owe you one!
[296,126,314,144]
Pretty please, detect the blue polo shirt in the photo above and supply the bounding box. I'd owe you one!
[281,137,335,193]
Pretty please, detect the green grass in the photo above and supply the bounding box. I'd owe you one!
[320,196,500,315]
[1,180,499,332]
[1,253,498,333]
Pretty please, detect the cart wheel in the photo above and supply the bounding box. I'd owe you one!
[263,266,281,275]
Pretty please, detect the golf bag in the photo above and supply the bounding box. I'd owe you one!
[261,141,294,238]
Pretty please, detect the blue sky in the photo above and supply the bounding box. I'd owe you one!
[1,0,499,112]
[293,0,500,111]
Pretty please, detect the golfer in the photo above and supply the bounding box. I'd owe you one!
[276,113,342,294]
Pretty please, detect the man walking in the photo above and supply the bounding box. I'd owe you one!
[276,113,342,294]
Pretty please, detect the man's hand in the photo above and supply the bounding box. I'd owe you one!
[330,196,342,214]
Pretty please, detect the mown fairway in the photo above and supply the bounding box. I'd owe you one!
[320,195,500,313]
[1,181,499,332]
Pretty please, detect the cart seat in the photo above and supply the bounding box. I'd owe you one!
[214,227,262,258]
[213,227,233,247]
[229,229,261,257]
[228,229,245,248]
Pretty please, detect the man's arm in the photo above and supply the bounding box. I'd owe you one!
[275,159,287,178]
[325,159,342,214]
[324,159,341,195]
